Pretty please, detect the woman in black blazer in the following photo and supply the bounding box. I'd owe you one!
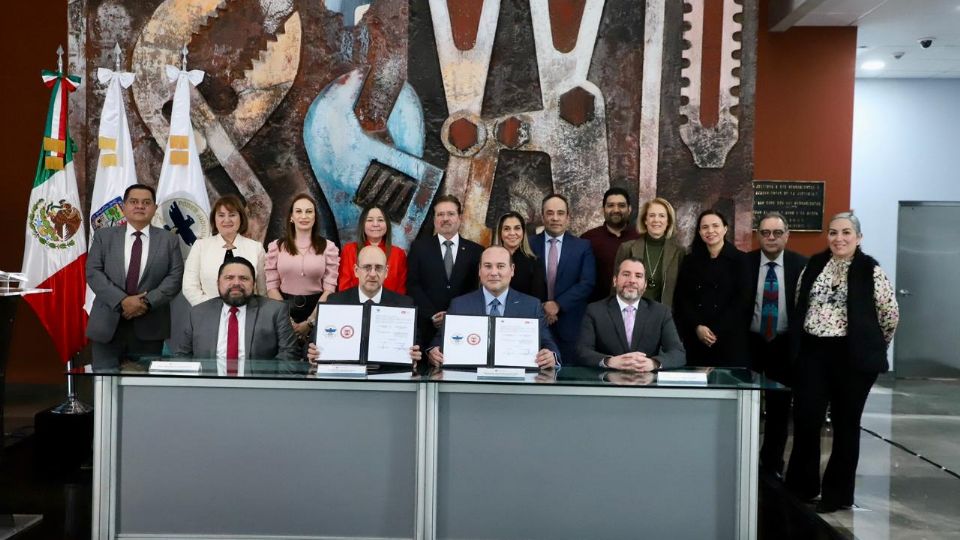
[493,211,547,301]
[673,209,752,367]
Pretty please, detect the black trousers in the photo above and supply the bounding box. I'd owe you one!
[91,318,164,369]
[749,332,792,475]
[786,335,878,505]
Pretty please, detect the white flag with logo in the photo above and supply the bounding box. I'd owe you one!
[84,67,136,313]
[152,66,211,256]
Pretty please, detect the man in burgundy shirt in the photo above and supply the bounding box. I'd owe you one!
[580,187,641,302]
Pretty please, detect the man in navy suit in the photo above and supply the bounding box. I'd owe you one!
[747,212,808,477]
[426,246,559,370]
[406,195,483,349]
[530,193,596,365]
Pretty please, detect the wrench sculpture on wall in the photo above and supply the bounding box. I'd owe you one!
[679,0,743,169]
[431,0,610,241]
[303,69,443,248]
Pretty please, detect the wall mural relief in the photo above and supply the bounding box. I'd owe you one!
[68,0,756,249]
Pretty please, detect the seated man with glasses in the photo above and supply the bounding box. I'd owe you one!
[307,245,421,363]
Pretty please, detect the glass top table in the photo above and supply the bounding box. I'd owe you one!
[72,359,785,391]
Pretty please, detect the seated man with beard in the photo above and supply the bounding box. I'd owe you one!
[177,257,300,367]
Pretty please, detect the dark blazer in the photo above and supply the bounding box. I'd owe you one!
[529,231,596,362]
[510,250,547,302]
[578,297,686,369]
[86,225,184,342]
[746,248,808,329]
[431,288,560,360]
[614,235,685,307]
[327,287,415,307]
[406,234,483,345]
[175,295,299,361]
[673,241,753,368]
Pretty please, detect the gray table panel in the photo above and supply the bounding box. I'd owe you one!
[117,385,417,538]
[436,392,739,540]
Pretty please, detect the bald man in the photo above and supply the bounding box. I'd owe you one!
[427,246,559,370]
[307,245,421,364]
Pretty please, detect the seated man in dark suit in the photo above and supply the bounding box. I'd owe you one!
[578,257,685,371]
[307,245,422,364]
[177,257,300,367]
[426,246,559,370]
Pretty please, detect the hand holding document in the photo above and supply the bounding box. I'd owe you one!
[314,305,364,362]
[367,305,416,365]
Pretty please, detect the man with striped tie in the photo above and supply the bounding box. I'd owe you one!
[748,212,808,479]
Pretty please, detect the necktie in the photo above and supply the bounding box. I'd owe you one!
[227,306,239,375]
[443,240,454,279]
[125,231,143,295]
[761,262,779,341]
[223,249,235,263]
[623,305,636,346]
[364,299,375,306]
[489,298,501,317]
[546,237,558,300]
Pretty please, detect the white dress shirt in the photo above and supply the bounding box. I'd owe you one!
[123,224,150,280]
[437,233,460,265]
[216,303,247,364]
[358,287,384,304]
[750,251,788,334]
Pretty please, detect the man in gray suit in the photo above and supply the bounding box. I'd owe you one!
[86,184,184,369]
[177,257,299,363]
[578,257,685,371]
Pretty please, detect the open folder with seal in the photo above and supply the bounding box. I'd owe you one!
[313,304,417,366]
[441,314,540,369]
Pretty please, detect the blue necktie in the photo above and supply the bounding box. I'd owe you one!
[761,262,779,341]
[489,298,501,317]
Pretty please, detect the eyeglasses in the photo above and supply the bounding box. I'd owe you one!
[357,264,387,274]
[758,229,785,238]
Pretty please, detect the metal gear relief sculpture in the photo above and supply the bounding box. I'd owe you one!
[431,0,610,241]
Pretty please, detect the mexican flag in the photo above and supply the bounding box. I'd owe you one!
[21,69,88,363]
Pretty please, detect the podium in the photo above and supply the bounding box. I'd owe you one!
[0,272,51,447]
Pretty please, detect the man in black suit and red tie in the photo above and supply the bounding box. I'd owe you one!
[405,195,483,349]
[748,212,808,478]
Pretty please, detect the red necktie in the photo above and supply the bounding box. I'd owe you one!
[125,231,143,294]
[227,306,239,375]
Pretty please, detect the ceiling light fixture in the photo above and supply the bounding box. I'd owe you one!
[861,60,886,71]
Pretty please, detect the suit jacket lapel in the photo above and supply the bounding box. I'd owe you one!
[631,300,654,350]
[244,296,260,357]
[137,226,158,287]
[606,298,630,352]
[110,227,129,286]
[503,289,523,317]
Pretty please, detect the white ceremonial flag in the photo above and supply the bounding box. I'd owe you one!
[152,65,211,256]
[84,67,136,313]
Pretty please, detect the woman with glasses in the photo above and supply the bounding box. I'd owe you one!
[265,194,340,341]
[673,209,752,367]
[493,211,547,301]
[786,212,899,513]
[338,204,408,294]
[183,195,266,306]
[614,197,685,306]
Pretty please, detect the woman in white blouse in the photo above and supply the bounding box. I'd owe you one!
[182,195,266,306]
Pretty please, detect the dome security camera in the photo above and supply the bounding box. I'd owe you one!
[918,37,935,49]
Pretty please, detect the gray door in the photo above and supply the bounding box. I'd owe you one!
[894,202,960,377]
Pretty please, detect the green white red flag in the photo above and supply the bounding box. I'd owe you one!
[21,68,88,362]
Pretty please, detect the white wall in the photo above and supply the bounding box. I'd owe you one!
[851,78,960,283]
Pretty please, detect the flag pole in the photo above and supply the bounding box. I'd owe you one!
[48,44,91,415]
[51,353,92,414]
